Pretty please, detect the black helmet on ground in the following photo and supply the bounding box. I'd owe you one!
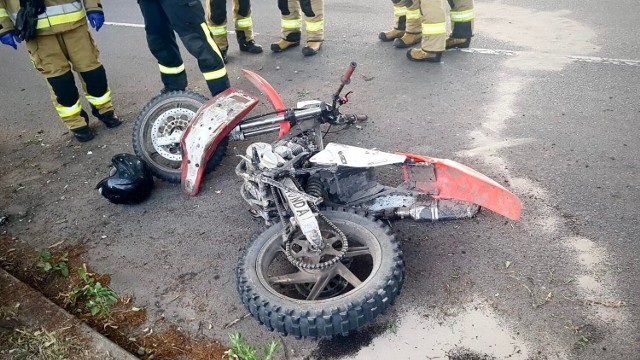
[97,154,154,204]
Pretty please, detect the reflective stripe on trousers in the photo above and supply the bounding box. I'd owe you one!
[208,25,227,36]
[393,6,407,17]
[305,20,323,32]
[159,64,185,74]
[56,100,82,118]
[86,89,112,107]
[450,8,475,22]
[281,18,302,29]
[235,17,252,29]
[406,9,421,20]
[422,22,447,35]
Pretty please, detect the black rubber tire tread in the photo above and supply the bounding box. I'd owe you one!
[236,207,405,338]
[132,91,228,183]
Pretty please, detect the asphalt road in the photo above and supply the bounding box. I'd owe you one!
[1,0,639,359]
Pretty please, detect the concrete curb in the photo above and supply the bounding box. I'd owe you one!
[0,268,137,360]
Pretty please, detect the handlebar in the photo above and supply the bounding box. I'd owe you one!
[341,62,357,85]
[232,62,365,141]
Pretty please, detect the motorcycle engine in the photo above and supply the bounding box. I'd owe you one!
[237,140,312,224]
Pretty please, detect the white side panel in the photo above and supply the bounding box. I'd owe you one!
[310,143,407,168]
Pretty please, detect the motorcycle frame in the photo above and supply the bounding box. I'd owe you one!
[181,67,521,222]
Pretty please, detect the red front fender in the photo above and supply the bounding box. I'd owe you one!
[241,69,291,138]
[401,153,522,221]
[181,88,259,196]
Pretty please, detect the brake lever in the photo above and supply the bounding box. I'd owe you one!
[338,91,353,105]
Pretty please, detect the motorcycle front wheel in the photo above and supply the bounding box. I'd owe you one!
[236,208,405,338]
[132,91,228,183]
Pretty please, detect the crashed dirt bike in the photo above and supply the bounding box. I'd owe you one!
[132,63,522,338]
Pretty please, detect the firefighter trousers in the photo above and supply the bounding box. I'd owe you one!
[24,23,114,130]
[420,0,474,52]
[278,0,324,42]
[206,0,255,51]
[449,0,474,39]
[138,0,230,96]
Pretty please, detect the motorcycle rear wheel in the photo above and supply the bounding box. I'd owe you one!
[236,208,405,338]
[132,91,228,183]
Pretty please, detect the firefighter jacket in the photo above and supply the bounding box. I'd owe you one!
[0,0,102,37]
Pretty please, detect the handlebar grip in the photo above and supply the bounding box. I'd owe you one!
[341,62,357,85]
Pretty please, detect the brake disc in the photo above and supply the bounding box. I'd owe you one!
[150,108,194,161]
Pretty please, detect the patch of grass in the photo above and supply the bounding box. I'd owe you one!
[0,327,80,360]
[225,332,280,360]
[66,264,117,317]
[36,250,69,277]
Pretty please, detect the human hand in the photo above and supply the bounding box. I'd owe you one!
[87,12,105,32]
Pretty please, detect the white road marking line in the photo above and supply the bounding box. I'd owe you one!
[459,48,640,67]
[104,21,239,34]
[104,21,145,28]
[567,55,640,67]
[459,48,518,56]
[103,22,640,67]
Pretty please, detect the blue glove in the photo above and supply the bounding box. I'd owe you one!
[87,12,105,32]
[0,32,18,50]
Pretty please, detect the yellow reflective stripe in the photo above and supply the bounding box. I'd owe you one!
[199,22,227,78]
[203,68,227,80]
[281,18,302,29]
[0,8,8,18]
[208,25,227,36]
[451,9,475,22]
[305,20,324,33]
[406,9,421,20]
[422,22,447,35]
[158,63,185,74]
[36,10,85,29]
[235,17,252,29]
[86,90,112,106]
[56,101,82,118]
[393,6,407,17]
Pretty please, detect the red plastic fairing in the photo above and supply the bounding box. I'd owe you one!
[241,69,291,137]
[180,88,259,196]
[401,153,522,221]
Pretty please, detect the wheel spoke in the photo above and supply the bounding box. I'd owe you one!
[323,247,343,256]
[306,273,334,301]
[336,263,363,287]
[345,246,370,258]
[268,271,318,285]
[323,232,339,241]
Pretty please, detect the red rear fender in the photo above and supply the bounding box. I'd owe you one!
[401,153,522,221]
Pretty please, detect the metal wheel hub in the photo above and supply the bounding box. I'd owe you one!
[150,108,195,161]
[288,230,345,267]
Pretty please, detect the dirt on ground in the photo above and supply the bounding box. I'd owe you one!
[0,234,227,360]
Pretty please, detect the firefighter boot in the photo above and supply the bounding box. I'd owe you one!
[271,32,301,53]
[302,41,322,56]
[379,29,405,42]
[92,108,122,128]
[406,48,442,63]
[71,110,94,142]
[379,14,406,41]
[446,37,471,49]
[237,31,263,54]
[72,127,94,142]
[393,33,422,48]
